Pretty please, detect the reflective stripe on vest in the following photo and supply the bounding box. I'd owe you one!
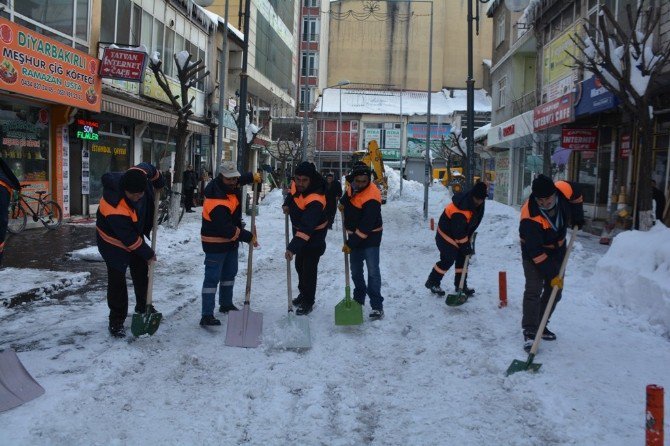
[520,200,551,230]
[202,195,239,222]
[0,241,4,252]
[295,221,328,241]
[294,192,326,210]
[437,227,459,248]
[201,228,241,244]
[96,227,143,251]
[99,197,138,222]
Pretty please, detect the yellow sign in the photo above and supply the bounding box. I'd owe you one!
[543,24,580,85]
[141,68,195,105]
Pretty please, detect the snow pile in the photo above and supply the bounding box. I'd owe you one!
[592,224,670,335]
[0,268,89,310]
[66,246,103,262]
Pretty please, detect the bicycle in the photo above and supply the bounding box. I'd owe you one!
[7,184,63,234]
[157,189,185,225]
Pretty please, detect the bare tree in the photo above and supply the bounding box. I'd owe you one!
[148,51,209,227]
[266,136,303,190]
[568,1,670,230]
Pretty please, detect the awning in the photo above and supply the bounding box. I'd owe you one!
[487,111,535,148]
[102,94,210,135]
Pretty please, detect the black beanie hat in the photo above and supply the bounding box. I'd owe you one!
[294,161,316,177]
[471,181,488,199]
[121,168,148,193]
[532,174,556,198]
[351,162,371,178]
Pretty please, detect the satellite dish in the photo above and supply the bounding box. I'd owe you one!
[504,0,530,12]
[192,0,213,6]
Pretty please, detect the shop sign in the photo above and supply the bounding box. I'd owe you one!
[533,93,574,131]
[99,47,147,82]
[620,133,631,158]
[81,147,90,194]
[75,118,99,141]
[544,75,576,102]
[380,148,400,161]
[385,129,401,149]
[0,17,101,112]
[574,75,619,117]
[502,124,515,137]
[561,128,598,151]
[141,69,182,104]
[364,128,381,147]
[543,23,580,85]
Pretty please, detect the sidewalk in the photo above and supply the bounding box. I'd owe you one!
[0,222,105,306]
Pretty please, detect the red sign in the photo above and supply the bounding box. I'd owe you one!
[561,128,598,150]
[99,47,147,82]
[533,93,574,131]
[502,124,515,137]
[620,133,631,158]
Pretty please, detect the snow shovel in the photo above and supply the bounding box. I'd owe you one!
[225,183,263,348]
[277,214,311,349]
[335,209,364,326]
[131,191,163,337]
[0,348,45,412]
[446,254,472,306]
[506,227,578,376]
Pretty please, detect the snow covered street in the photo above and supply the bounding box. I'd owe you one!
[1,175,668,445]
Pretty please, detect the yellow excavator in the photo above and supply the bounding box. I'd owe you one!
[350,140,389,204]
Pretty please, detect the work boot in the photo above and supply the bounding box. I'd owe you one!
[425,280,446,296]
[108,323,126,338]
[542,326,557,341]
[295,303,313,315]
[135,304,158,314]
[292,294,304,307]
[199,315,221,326]
[523,330,536,353]
[219,304,239,313]
[369,309,384,320]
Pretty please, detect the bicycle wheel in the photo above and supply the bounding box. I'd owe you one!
[40,200,63,229]
[157,201,169,225]
[7,202,27,234]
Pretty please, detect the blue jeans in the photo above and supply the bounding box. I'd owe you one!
[201,249,239,316]
[350,246,383,310]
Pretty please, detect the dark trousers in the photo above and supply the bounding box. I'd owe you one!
[294,246,325,307]
[184,188,194,211]
[326,205,337,228]
[0,187,8,267]
[522,258,563,333]
[106,255,149,325]
[427,242,466,286]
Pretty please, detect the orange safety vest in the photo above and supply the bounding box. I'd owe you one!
[436,203,472,247]
[97,198,143,251]
[200,195,241,243]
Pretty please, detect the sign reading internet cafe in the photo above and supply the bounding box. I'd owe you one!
[0,17,102,112]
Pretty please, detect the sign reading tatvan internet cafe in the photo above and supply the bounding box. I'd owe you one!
[0,17,102,112]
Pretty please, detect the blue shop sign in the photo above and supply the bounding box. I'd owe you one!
[575,75,619,117]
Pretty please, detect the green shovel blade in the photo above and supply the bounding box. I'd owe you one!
[130,312,163,337]
[506,354,542,376]
[335,287,363,326]
[445,291,468,306]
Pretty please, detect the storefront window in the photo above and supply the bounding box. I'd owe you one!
[0,100,50,192]
[89,134,131,203]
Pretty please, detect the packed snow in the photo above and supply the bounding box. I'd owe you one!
[0,171,668,445]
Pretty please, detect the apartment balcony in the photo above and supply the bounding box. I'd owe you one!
[512,91,536,115]
[302,33,320,43]
[300,68,319,77]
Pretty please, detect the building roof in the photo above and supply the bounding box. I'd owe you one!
[314,88,491,117]
[199,6,245,41]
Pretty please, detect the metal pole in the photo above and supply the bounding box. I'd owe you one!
[301,9,310,161]
[339,86,343,180]
[236,0,252,173]
[423,1,433,220]
[215,0,230,169]
[466,0,475,187]
[399,87,404,196]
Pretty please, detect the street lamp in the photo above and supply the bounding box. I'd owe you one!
[318,80,350,178]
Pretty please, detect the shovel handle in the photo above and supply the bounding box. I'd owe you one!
[340,208,350,290]
[145,190,161,307]
[285,213,293,312]
[244,183,259,305]
[457,254,471,291]
[529,227,578,356]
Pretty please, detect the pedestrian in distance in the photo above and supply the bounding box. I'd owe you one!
[0,157,21,267]
[283,161,329,315]
[182,164,199,213]
[96,163,165,338]
[324,172,343,230]
[425,181,488,297]
[519,174,584,352]
[651,179,666,223]
[199,161,262,326]
[340,163,385,320]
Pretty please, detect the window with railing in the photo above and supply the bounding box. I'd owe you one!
[302,17,319,42]
[498,76,507,109]
[512,92,536,115]
[301,52,318,77]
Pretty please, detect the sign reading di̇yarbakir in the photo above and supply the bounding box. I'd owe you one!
[0,17,102,112]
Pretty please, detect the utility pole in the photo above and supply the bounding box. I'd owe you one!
[236,0,252,173]
[301,8,310,161]
[215,0,230,169]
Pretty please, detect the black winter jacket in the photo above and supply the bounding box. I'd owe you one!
[340,182,383,249]
[435,188,485,252]
[284,175,328,254]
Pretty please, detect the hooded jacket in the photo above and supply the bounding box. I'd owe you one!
[96,163,164,271]
[340,180,383,249]
[519,180,583,279]
[284,172,328,254]
[200,173,254,253]
[435,188,485,252]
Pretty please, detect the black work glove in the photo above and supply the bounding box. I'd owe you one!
[460,243,473,256]
[573,220,585,230]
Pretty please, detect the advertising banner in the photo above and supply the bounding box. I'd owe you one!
[561,128,598,150]
[620,133,631,158]
[406,123,451,157]
[543,24,580,86]
[574,75,619,116]
[99,47,147,82]
[0,17,101,112]
[533,93,574,131]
